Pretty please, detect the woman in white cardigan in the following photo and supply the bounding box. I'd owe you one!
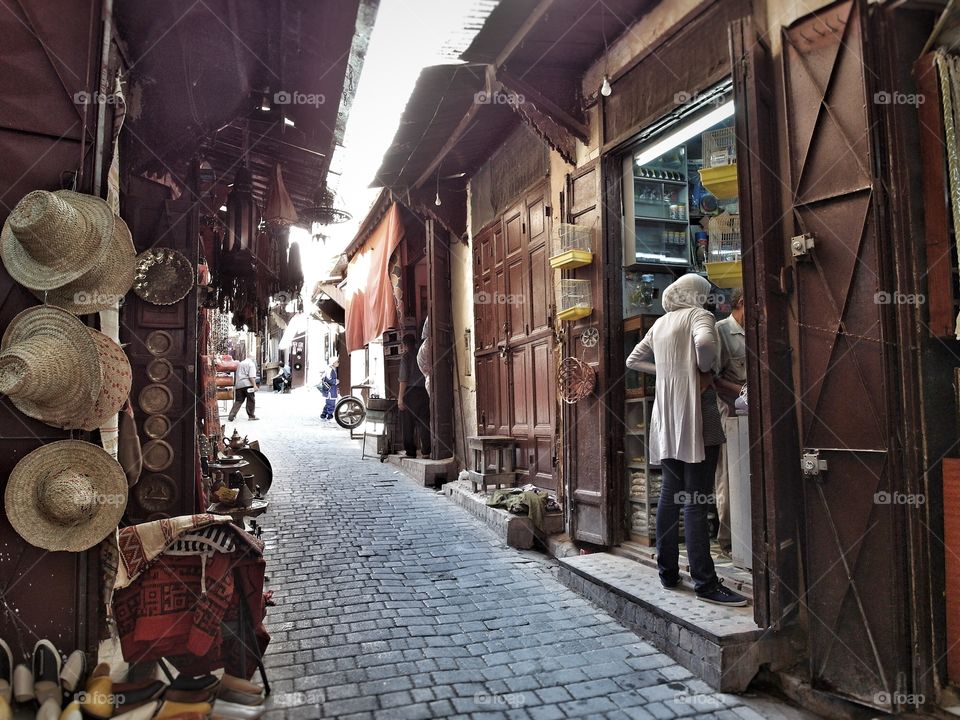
[627,273,747,607]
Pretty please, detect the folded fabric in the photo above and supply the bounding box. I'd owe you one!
[486,489,547,530]
[165,525,237,556]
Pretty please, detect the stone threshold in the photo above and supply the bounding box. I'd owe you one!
[442,479,564,549]
[558,553,792,693]
[384,454,458,487]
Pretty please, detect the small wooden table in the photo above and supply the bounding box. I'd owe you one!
[467,435,517,492]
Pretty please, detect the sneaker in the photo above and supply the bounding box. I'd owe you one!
[697,581,748,607]
[0,639,10,703]
[32,639,61,704]
[660,577,681,590]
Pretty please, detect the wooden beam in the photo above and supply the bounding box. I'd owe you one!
[495,0,559,68]
[411,95,485,190]
[497,68,588,140]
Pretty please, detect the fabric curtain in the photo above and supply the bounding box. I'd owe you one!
[344,202,405,351]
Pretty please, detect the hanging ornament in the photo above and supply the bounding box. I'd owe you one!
[225,166,258,252]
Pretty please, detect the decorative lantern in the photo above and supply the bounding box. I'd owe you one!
[225,166,258,251]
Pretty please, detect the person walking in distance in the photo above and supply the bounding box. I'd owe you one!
[319,358,339,420]
[398,334,430,458]
[228,352,259,422]
[626,274,746,606]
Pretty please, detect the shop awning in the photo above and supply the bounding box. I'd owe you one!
[278,313,308,350]
[344,202,404,352]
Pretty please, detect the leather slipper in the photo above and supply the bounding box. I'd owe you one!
[58,701,82,720]
[32,640,61,705]
[154,700,213,719]
[80,663,112,719]
[36,697,61,720]
[169,674,219,693]
[0,640,10,704]
[217,687,265,706]
[211,699,267,719]
[0,697,9,720]
[13,664,33,704]
[112,679,166,712]
[219,674,263,696]
[59,650,86,693]
[163,689,216,704]
[111,701,158,720]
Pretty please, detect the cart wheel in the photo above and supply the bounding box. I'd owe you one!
[334,396,366,429]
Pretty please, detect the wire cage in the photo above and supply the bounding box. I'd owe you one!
[702,127,737,168]
[557,279,593,321]
[550,223,594,269]
[707,212,741,262]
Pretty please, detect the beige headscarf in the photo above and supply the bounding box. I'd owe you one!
[661,273,712,312]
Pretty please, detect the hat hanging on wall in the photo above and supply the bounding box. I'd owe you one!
[4,440,127,552]
[133,248,194,305]
[1,190,136,313]
[0,306,131,430]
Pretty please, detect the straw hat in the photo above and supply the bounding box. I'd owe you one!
[28,216,136,315]
[1,190,115,291]
[4,440,127,552]
[79,328,132,431]
[0,306,101,429]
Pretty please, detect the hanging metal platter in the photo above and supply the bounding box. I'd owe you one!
[235,446,273,497]
[133,248,194,305]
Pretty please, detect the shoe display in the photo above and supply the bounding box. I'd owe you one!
[0,639,11,703]
[696,580,748,607]
[36,697,61,720]
[13,664,33,704]
[59,650,86,693]
[32,640,61,704]
[80,663,112,719]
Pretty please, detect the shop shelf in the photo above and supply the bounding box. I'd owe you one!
[698,164,739,199]
[549,249,593,269]
[706,260,743,288]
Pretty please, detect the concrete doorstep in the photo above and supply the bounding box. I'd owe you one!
[384,454,458,487]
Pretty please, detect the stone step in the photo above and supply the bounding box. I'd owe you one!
[443,479,564,549]
[558,553,790,693]
[386,455,458,487]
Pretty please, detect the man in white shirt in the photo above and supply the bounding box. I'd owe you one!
[713,289,747,555]
[229,354,259,422]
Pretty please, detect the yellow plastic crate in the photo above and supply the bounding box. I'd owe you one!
[549,249,594,269]
[698,164,739,200]
[705,260,743,288]
[557,306,593,321]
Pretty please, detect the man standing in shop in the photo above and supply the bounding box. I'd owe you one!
[229,352,259,422]
[398,333,431,458]
[714,289,747,557]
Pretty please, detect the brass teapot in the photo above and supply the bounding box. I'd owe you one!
[222,428,248,451]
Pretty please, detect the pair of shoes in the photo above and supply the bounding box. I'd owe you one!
[60,649,86,694]
[9,640,61,706]
[697,580,749,606]
[216,673,266,707]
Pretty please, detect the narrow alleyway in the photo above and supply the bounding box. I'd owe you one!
[248,389,812,720]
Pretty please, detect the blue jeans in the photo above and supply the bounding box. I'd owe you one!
[657,444,721,592]
[321,393,336,417]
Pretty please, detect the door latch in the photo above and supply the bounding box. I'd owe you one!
[791,232,815,258]
[801,449,828,479]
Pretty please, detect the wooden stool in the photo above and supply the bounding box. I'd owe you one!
[467,435,517,492]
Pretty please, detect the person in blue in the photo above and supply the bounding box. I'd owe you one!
[319,357,339,420]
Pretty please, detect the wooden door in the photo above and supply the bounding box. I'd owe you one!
[730,17,802,629]
[782,1,911,709]
[564,161,611,545]
[426,219,455,459]
[0,0,105,660]
[473,184,556,490]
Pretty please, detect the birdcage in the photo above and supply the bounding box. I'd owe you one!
[549,223,594,269]
[557,279,593,321]
[702,127,737,168]
[705,212,743,287]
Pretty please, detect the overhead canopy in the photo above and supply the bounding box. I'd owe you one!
[344,202,404,352]
[278,312,309,350]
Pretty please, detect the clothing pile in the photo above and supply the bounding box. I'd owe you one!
[485,485,560,531]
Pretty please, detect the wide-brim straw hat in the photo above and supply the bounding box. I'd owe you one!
[28,216,136,315]
[5,440,127,552]
[1,190,115,291]
[0,306,102,429]
[79,328,132,431]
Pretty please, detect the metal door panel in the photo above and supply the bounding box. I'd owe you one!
[783,0,911,708]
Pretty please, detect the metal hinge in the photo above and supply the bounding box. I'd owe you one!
[801,449,828,479]
[791,232,815,258]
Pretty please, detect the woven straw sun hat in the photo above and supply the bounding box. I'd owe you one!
[29,216,136,315]
[5,440,127,552]
[0,306,102,429]
[79,328,132,431]
[1,190,115,291]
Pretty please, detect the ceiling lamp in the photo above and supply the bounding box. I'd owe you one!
[225,165,258,251]
[299,183,352,226]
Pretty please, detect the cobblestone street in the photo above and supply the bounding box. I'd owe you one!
[250,390,811,720]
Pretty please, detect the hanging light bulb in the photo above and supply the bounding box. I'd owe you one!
[435,191,442,206]
[601,75,612,97]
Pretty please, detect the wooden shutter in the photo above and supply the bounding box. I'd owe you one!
[427,219,455,458]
